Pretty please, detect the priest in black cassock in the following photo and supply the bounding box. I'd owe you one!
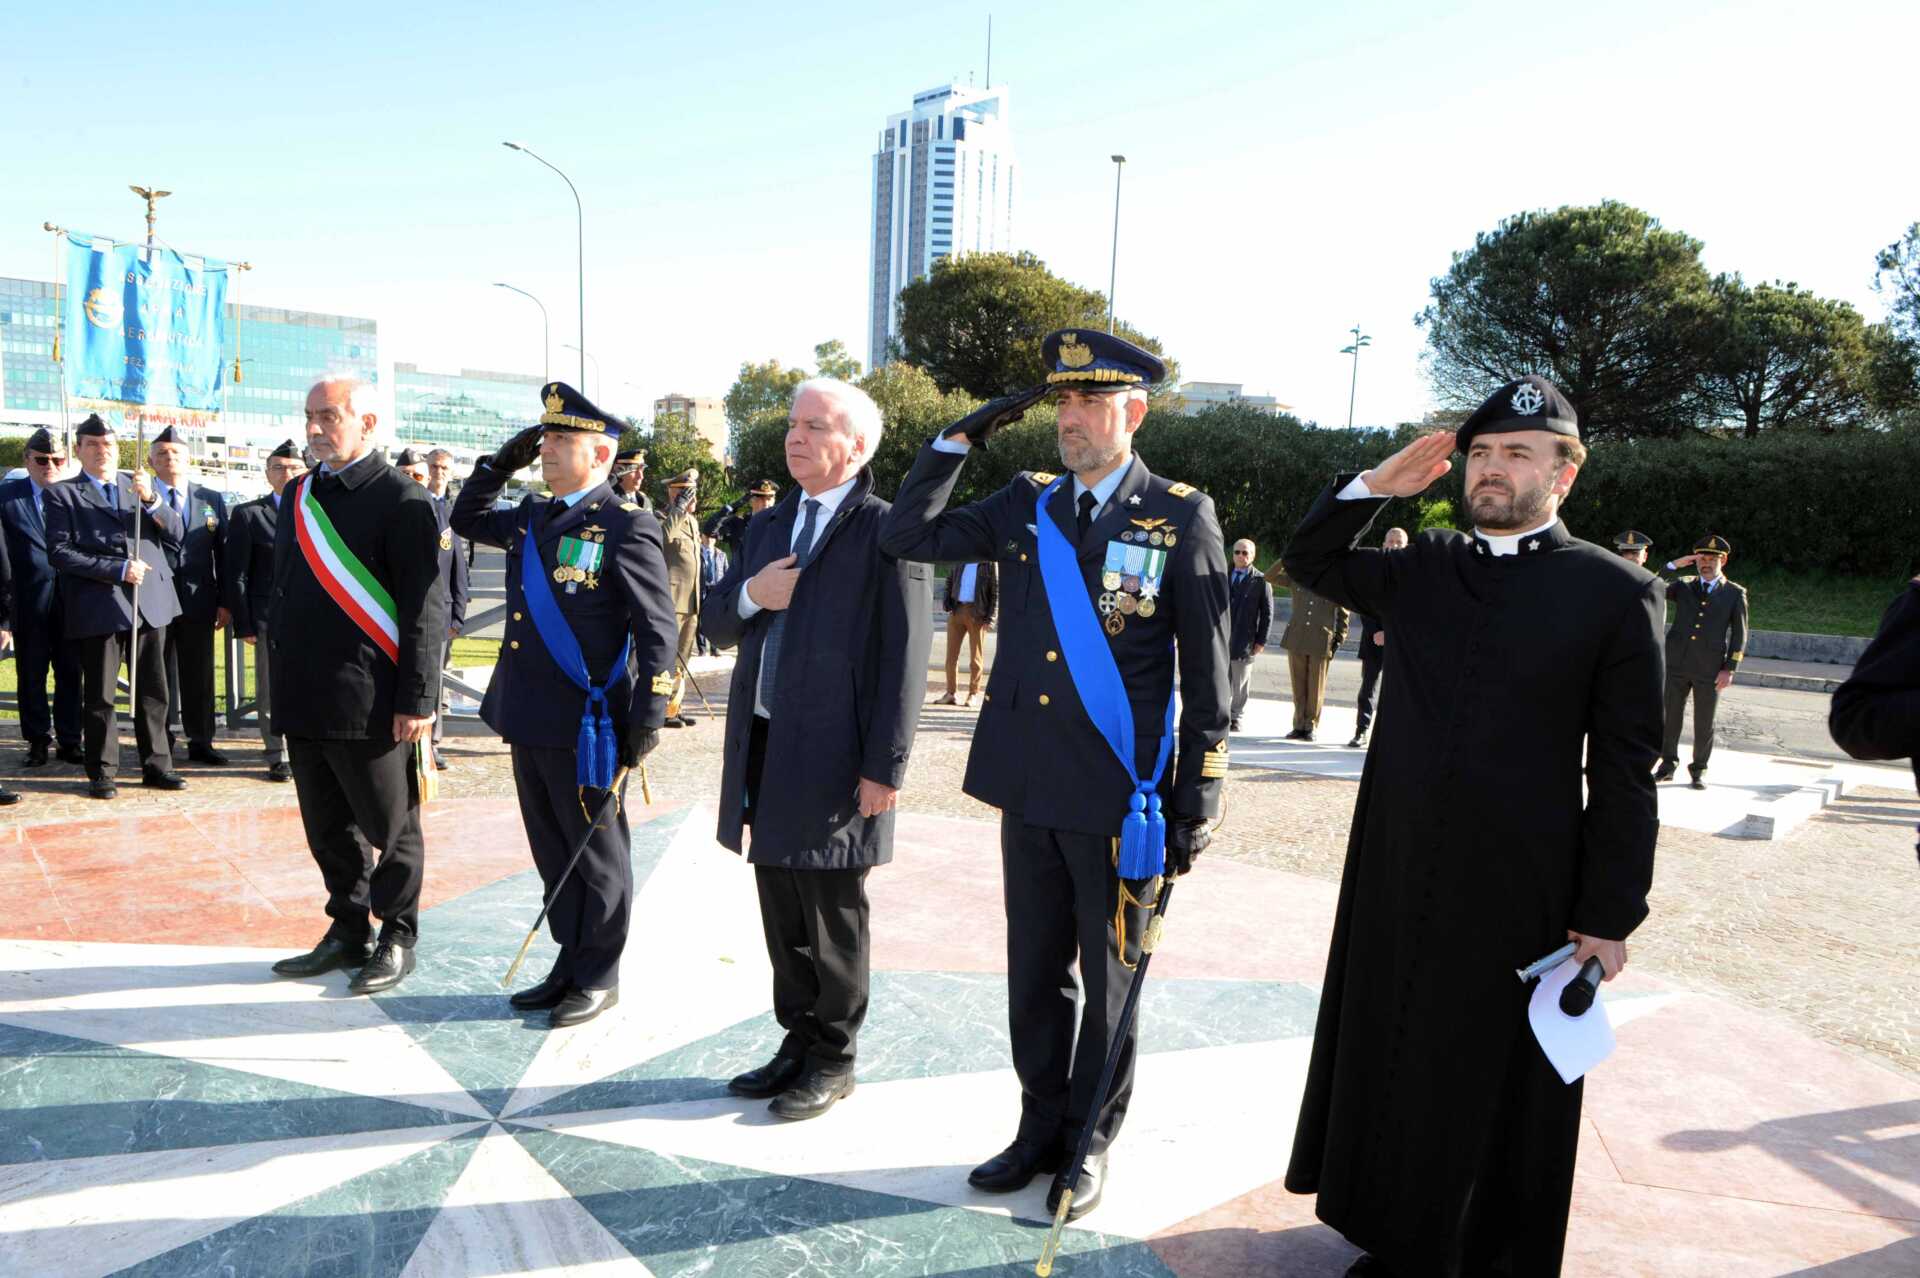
[1281,376,1664,1278]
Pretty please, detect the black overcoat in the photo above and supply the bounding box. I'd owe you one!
[224,494,278,637]
[698,469,932,869]
[1280,477,1663,1278]
[1829,578,1920,822]
[267,454,447,739]
[1227,568,1273,660]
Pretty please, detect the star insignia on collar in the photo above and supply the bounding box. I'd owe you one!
[1527,539,1541,551]
[1127,494,1142,506]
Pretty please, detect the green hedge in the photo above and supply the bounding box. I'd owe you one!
[735,401,1920,578]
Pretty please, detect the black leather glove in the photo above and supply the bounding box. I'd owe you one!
[490,425,544,474]
[1165,818,1211,877]
[621,726,659,770]
[940,383,1049,451]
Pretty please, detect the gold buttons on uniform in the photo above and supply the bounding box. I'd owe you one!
[1020,553,1029,562]
[513,611,523,621]
[1039,694,1051,706]
[510,640,521,649]
[1046,650,1058,662]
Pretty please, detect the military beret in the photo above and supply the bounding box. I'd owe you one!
[151,425,181,446]
[1694,534,1732,556]
[1455,375,1579,449]
[1042,328,1166,391]
[666,468,698,488]
[749,478,778,498]
[268,438,300,460]
[538,380,621,437]
[25,427,58,454]
[1613,530,1652,551]
[75,414,112,438]
[393,447,425,468]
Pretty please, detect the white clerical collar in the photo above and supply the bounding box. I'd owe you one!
[1072,454,1135,515]
[1474,516,1558,558]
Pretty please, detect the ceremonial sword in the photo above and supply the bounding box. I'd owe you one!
[501,765,631,987]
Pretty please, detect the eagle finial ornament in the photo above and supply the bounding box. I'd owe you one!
[1511,382,1546,416]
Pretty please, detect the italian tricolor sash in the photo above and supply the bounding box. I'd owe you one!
[293,476,400,664]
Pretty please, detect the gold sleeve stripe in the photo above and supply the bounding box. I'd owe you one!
[649,670,674,695]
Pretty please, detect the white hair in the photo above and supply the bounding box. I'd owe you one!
[1124,386,1149,409]
[792,377,884,461]
[311,376,389,427]
[1233,538,1256,554]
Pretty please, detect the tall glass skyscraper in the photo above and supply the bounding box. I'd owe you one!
[868,84,1015,369]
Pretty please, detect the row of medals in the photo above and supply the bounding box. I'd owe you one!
[1096,525,1175,634]
[553,564,599,591]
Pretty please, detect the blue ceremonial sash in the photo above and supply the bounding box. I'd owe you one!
[1034,477,1176,878]
[521,505,630,789]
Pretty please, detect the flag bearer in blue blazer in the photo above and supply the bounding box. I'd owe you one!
[879,329,1232,1222]
[452,382,679,1029]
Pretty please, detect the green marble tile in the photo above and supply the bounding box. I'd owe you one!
[512,1124,1175,1277]
[111,1126,484,1278]
[0,1021,471,1164]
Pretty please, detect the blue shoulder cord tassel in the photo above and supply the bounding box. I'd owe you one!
[576,686,617,791]
[1116,782,1167,879]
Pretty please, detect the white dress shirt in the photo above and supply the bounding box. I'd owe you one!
[737,475,859,620]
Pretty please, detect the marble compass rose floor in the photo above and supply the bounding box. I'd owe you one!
[2,799,1917,1277]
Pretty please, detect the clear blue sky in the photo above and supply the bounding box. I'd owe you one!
[2,0,1912,429]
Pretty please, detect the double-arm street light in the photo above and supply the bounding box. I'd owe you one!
[502,141,584,388]
[493,282,550,382]
[1106,155,1126,335]
[1341,325,1372,430]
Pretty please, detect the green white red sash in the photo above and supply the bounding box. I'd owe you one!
[293,475,399,663]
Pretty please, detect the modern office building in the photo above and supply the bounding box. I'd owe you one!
[392,362,544,463]
[0,274,376,488]
[1175,381,1294,418]
[652,392,728,462]
[867,83,1015,368]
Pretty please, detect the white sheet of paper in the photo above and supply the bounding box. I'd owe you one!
[1529,956,1616,1084]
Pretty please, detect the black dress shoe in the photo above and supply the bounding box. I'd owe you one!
[268,761,293,782]
[0,787,18,807]
[550,985,619,1028]
[1689,771,1708,790]
[272,935,376,978]
[1652,760,1678,782]
[770,1067,854,1120]
[434,755,449,771]
[729,1053,807,1098]
[348,940,416,993]
[141,767,188,791]
[56,744,86,766]
[188,744,229,766]
[509,970,572,1011]
[1046,1152,1107,1221]
[968,1137,1066,1193]
[1345,1257,1398,1277]
[88,778,117,800]
[23,741,49,768]
[1347,732,1369,748]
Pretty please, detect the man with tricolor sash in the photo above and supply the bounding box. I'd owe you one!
[268,378,449,994]
[452,382,677,1029]
[880,329,1232,1222]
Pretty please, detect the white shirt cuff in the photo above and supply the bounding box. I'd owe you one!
[1336,474,1377,501]
[932,435,970,455]
[737,582,763,620]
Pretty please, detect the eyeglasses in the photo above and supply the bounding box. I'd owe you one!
[28,454,65,467]
[1232,550,1252,557]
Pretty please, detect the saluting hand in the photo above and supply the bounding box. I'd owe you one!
[746,553,801,611]
[1362,431,1456,498]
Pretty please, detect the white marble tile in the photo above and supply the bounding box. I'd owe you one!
[501,808,776,1118]
[401,1124,650,1277]
[0,1121,480,1278]
[0,939,489,1119]
[514,1037,1318,1241]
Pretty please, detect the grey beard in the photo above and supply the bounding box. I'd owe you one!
[1469,480,1554,533]
[1058,437,1124,475]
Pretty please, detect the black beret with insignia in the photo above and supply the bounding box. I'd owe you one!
[75,414,112,438]
[25,427,58,454]
[538,381,621,437]
[1613,530,1652,551]
[1694,534,1732,556]
[393,447,425,468]
[1041,328,1166,391]
[151,425,181,446]
[1456,375,1579,449]
[268,438,300,460]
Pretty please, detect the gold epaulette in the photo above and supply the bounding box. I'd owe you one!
[1167,481,1202,500]
[1029,471,1058,485]
[649,669,673,694]
[1200,738,1229,778]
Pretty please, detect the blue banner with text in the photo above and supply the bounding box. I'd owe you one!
[62,233,229,411]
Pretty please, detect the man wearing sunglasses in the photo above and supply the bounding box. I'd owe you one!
[0,428,84,769]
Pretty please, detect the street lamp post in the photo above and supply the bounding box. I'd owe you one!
[564,344,601,401]
[1341,325,1372,430]
[503,142,584,388]
[493,282,550,382]
[1107,155,1126,335]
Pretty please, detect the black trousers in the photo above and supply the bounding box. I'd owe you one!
[1661,672,1721,770]
[164,615,218,747]
[1001,814,1148,1158]
[746,714,871,1070]
[510,743,632,990]
[14,606,82,748]
[1355,643,1384,733]
[287,735,425,945]
[78,626,171,779]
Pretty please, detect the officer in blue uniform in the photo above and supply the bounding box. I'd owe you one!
[451,382,679,1028]
[880,329,1232,1222]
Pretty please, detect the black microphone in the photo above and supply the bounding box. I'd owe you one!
[1558,957,1606,1016]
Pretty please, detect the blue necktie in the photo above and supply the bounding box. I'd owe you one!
[757,499,822,714]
